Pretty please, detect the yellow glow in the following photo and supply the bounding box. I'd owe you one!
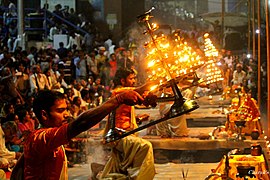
[148,60,155,67]
[150,85,158,92]
[144,22,223,86]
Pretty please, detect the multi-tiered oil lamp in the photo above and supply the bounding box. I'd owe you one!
[104,8,201,143]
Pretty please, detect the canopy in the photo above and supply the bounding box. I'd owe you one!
[200,12,248,27]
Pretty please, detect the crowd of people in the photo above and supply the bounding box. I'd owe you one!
[218,51,259,100]
[0,1,265,179]
[0,16,149,179]
[0,41,150,179]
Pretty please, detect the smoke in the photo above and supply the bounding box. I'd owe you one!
[85,138,109,177]
[125,22,152,84]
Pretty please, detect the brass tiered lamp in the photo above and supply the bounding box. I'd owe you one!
[104,8,204,143]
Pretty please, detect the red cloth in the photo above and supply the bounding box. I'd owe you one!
[23,124,69,180]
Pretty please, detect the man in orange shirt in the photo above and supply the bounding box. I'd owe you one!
[12,89,143,180]
[101,68,155,180]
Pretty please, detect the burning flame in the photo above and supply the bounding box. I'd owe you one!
[143,21,223,88]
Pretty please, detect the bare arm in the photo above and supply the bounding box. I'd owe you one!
[67,90,143,139]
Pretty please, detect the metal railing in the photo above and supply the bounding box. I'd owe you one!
[0,6,89,40]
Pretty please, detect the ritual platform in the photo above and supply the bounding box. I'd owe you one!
[67,94,270,179]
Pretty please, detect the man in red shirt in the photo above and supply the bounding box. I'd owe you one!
[17,89,143,179]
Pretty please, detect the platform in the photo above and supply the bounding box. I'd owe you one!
[67,94,270,179]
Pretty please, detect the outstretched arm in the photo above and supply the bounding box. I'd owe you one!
[67,90,143,139]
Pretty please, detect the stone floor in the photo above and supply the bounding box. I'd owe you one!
[68,162,219,180]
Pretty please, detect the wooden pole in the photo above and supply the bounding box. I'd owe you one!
[257,0,261,109]
[265,0,270,136]
[221,0,225,47]
[248,0,251,53]
[252,0,256,59]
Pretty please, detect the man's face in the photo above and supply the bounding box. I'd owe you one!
[9,105,15,114]
[99,50,105,55]
[111,54,116,60]
[3,67,10,76]
[79,51,85,58]
[122,73,136,87]
[24,111,31,122]
[18,64,24,72]
[34,66,41,74]
[236,66,242,73]
[47,99,68,127]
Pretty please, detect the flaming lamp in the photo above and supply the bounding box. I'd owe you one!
[104,8,225,143]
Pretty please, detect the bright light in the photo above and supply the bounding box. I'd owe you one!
[150,85,158,92]
[247,54,251,58]
[256,29,260,34]
[143,20,223,87]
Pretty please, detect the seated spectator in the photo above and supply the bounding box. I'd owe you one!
[232,63,247,86]
[70,96,84,118]
[29,65,49,95]
[15,63,30,98]
[65,87,74,103]
[27,46,38,66]
[1,103,15,120]
[69,79,81,99]
[80,89,91,109]
[90,77,105,105]
[16,108,36,132]
[43,68,53,90]
[0,67,24,103]
[0,123,21,171]
[2,119,23,152]
[50,49,60,64]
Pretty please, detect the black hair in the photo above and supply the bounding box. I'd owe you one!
[2,113,16,124]
[72,96,80,105]
[113,67,135,88]
[33,90,65,126]
[3,103,14,115]
[81,89,89,99]
[16,108,28,123]
[59,42,64,47]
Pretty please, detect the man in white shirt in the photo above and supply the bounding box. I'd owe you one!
[232,63,247,86]
[29,65,49,95]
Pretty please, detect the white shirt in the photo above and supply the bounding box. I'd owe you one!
[232,70,246,85]
[29,73,49,93]
[0,125,16,160]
